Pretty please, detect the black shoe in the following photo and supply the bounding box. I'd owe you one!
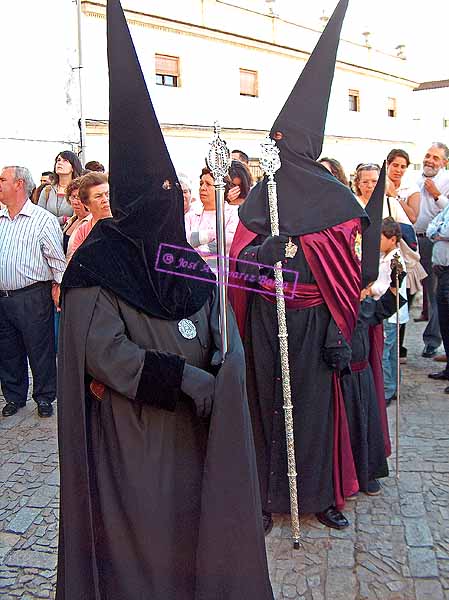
[2,402,25,417]
[262,512,273,536]
[365,479,381,496]
[422,346,438,358]
[428,370,449,380]
[316,506,349,530]
[444,386,449,394]
[37,402,53,418]
[414,315,428,322]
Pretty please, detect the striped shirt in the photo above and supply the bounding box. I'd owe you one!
[0,199,66,291]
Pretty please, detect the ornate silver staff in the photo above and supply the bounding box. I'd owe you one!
[207,122,230,359]
[260,137,300,549]
[391,252,404,479]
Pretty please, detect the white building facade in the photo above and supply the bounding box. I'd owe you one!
[413,81,449,158]
[1,0,438,187]
[0,0,81,179]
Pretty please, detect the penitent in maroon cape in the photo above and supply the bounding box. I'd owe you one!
[229,0,368,520]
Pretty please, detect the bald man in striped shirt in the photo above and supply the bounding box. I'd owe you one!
[0,166,66,418]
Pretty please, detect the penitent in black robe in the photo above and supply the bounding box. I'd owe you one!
[56,286,273,600]
[235,242,335,514]
[340,291,401,492]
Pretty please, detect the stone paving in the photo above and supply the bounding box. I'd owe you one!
[0,314,448,598]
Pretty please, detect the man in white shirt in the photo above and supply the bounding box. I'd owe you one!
[427,204,449,385]
[408,143,449,358]
[0,166,66,417]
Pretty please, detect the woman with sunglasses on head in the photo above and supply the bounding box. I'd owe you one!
[38,150,83,226]
[354,163,382,207]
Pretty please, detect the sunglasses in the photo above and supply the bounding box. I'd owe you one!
[356,163,381,172]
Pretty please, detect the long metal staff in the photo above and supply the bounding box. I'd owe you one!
[207,122,230,359]
[391,252,404,479]
[260,137,300,549]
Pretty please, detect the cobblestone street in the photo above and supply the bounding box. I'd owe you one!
[0,316,448,599]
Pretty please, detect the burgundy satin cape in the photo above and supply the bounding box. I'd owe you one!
[368,323,392,457]
[229,219,363,509]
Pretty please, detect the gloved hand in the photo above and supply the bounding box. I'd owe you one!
[322,319,352,372]
[181,363,215,418]
[322,345,352,371]
[257,235,291,265]
[390,267,406,289]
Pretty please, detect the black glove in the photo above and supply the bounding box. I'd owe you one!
[181,363,215,418]
[257,235,292,265]
[322,319,352,372]
[322,345,352,371]
[390,267,406,289]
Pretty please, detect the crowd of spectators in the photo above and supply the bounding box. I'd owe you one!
[1,142,449,425]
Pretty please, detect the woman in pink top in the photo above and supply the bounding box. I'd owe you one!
[184,167,239,274]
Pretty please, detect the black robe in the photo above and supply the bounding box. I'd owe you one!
[235,239,337,514]
[56,286,273,600]
[340,292,400,491]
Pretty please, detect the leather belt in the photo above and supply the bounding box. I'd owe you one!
[0,281,50,298]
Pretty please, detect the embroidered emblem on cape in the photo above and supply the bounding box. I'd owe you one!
[285,237,298,259]
[354,231,362,261]
[178,319,197,339]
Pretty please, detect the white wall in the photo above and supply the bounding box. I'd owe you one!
[0,0,81,182]
[412,88,449,157]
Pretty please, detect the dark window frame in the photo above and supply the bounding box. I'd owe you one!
[348,89,360,112]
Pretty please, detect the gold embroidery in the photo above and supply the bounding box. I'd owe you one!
[354,231,362,261]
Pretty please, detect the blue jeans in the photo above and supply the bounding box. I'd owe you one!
[383,321,399,400]
[54,308,60,353]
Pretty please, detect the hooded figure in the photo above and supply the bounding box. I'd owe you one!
[341,166,396,496]
[56,1,273,598]
[229,0,368,532]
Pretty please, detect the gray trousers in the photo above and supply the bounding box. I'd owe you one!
[418,235,442,348]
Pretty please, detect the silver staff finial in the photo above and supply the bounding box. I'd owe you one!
[260,136,281,179]
[207,121,230,184]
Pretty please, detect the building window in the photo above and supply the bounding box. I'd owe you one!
[155,54,179,87]
[248,159,263,182]
[240,69,258,97]
[387,97,397,118]
[348,90,360,112]
[443,118,449,128]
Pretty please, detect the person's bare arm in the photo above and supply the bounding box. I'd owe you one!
[406,192,420,224]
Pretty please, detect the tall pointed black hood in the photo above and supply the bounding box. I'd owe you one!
[239,0,366,237]
[61,0,215,318]
[361,162,386,288]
